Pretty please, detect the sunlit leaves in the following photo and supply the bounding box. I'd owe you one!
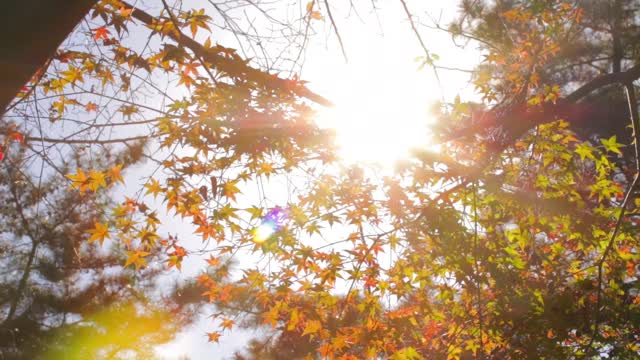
[92,26,111,40]
[222,180,240,201]
[40,1,640,358]
[124,250,149,270]
[207,332,221,343]
[601,135,624,155]
[60,65,84,84]
[66,167,124,193]
[88,222,110,245]
[66,168,90,193]
[144,178,163,198]
[301,319,321,337]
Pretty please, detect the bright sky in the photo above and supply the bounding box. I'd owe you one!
[153,1,481,358]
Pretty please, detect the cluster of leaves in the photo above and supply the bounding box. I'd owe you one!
[0,146,202,359]
[4,0,640,359]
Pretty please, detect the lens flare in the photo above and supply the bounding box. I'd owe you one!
[253,221,276,244]
[251,207,287,244]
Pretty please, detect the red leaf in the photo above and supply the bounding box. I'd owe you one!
[9,132,23,143]
[93,27,111,41]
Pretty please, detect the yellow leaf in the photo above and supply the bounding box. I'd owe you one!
[287,308,300,331]
[66,168,90,193]
[88,222,110,245]
[310,10,323,20]
[124,250,149,270]
[109,164,124,184]
[302,320,321,337]
[222,181,240,201]
[60,65,84,84]
[88,170,107,191]
[144,178,163,198]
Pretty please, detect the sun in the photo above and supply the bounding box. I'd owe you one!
[315,68,437,168]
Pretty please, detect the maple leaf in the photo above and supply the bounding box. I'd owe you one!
[206,332,221,343]
[85,102,98,112]
[66,168,90,193]
[88,170,107,191]
[177,73,195,89]
[301,320,321,337]
[88,222,110,245]
[206,255,220,267]
[222,181,240,201]
[124,250,149,270]
[144,178,163,198]
[574,142,595,161]
[60,66,84,84]
[181,62,199,76]
[93,26,111,40]
[119,6,133,17]
[167,255,182,270]
[601,135,623,155]
[108,164,124,184]
[220,318,235,331]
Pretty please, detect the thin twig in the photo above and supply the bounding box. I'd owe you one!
[323,0,348,63]
[398,0,444,101]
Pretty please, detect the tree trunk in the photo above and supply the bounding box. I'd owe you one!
[0,0,98,114]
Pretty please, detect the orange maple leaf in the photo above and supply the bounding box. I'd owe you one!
[220,318,235,331]
[88,222,110,245]
[207,332,221,343]
[85,102,98,112]
[93,26,111,41]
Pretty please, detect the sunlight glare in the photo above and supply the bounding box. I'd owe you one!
[253,222,276,244]
[316,67,437,167]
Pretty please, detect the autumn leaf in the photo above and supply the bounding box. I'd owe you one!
[119,6,133,17]
[93,26,111,40]
[301,319,321,337]
[220,318,235,331]
[88,170,107,191]
[206,255,220,267]
[85,102,98,112]
[222,180,240,201]
[167,255,182,270]
[60,65,84,84]
[108,164,124,184]
[207,332,221,343]
[306,1,314,13]
[310,11,323,20]
[124,250,149,270]
[144,178,163,198]
[66,168,90,193]
[88,222,110,245]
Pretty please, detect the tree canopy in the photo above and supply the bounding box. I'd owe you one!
[2,0,640,359]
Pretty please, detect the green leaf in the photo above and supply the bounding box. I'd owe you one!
[601,135,623,155]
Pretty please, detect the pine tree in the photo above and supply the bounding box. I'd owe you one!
[0,144,202,359]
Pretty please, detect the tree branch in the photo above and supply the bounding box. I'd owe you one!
[121,1,333,107]
[25,134,151,145]
[323,0,348,63]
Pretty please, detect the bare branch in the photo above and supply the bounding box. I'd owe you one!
[323,0,348,63]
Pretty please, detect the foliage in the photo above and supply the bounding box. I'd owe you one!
[0,146,202,359]
[2,0,640,359]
